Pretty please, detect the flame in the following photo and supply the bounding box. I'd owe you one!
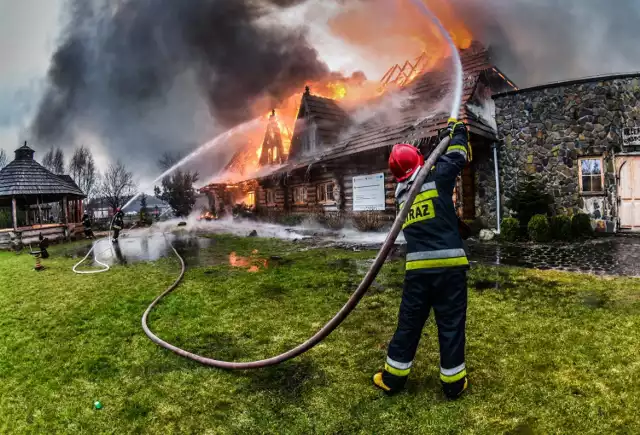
[229,251,267,273]
[197,211,216,221]
[211,0,478,184]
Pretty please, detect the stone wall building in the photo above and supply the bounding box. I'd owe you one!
[494,73,640,232]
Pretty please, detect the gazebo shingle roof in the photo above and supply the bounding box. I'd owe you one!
[0,143,85,200]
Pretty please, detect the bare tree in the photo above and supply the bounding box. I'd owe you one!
[99,160,136,211]
[0,149,7,169]
[42,147,65,174]
[69,146,98,199]
[158,151,182,171]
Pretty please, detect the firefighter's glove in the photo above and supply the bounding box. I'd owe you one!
[446,118,473,162]
[447,118,468,138]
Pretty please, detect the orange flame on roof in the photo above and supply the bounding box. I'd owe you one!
[212,0,479,184]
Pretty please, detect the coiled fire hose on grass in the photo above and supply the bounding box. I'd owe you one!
[141,0,463,369]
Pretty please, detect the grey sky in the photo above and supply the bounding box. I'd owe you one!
[0,0,63,155]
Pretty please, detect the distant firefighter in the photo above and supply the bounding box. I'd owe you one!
[38,233,50,259]
[82,213,96,240]
[112,208,125,243]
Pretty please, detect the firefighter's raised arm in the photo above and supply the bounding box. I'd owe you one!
[434,119,471,182]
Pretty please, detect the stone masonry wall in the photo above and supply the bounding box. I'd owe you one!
[474,146,498,225]
[494,76,640,222]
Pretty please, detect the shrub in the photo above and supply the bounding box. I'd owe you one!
[352,211,387,232]
[528,214,550,242]
[550,215,572,241]
[572,213,593,238]
[500,217,520,242]
[315,211,346,230]
[506,177,553,227]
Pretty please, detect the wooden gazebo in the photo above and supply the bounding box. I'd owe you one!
[0,142,86,233]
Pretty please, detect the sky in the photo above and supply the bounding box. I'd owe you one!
[0,0,63,157]
[0,0,361,186]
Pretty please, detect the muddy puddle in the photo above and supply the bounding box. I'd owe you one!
[467,236,640,277]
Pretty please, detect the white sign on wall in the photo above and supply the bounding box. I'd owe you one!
[353,173,386,211]
[623,127,640,146]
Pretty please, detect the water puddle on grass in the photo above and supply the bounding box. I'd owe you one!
[81,231,215,267]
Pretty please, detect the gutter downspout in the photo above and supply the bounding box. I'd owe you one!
[492,142,501,234]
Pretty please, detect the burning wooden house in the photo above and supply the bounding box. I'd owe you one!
[0,143,86,248]
[201,42,516,227]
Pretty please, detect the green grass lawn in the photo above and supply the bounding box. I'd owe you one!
[1,235,639,434]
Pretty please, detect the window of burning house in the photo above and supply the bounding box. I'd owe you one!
[579,157,604,194]
[267,147,279,165]
[316,182,335,204]
[246,192,256,207]
[293,186,307,204]
[302,123,317,154]
[266,189,276,206]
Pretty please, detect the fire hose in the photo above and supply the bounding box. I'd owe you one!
[142,0,463,369]
[72,219,137,275]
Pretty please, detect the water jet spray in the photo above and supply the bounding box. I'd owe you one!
[141,0,465,369]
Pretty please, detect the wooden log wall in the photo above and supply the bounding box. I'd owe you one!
[255,148,397,216]
[228,136,488,219]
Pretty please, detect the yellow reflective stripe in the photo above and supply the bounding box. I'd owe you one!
[385,363,410,377]
[406,256,469,270]
[440,369,467,383]
[399,189,438,216]
[414,189,439,204]
[402,199,435,229]
[447,145,468,154]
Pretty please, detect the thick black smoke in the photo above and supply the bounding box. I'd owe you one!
[451,0,640,87]
[31,0,331,178]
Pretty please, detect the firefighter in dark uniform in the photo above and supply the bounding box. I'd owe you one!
[373,119,472,399]
[38,233,50,259]
[82,213,96,240]
[112,208,125,243]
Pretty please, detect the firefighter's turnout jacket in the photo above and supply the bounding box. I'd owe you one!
[395,128,470,273]
[112,212,124,230]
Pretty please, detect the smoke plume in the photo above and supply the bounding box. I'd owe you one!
[328,0,640,88]
[454,0,640,87]
[31,0,332,178]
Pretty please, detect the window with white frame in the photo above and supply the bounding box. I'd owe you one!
[579,157,604,194]
[316,182,335,204]
[266,189,276,206]
[293,186,307,205]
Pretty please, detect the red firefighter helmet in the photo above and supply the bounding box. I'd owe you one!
[389,143,424,181]
[115,208,121,213]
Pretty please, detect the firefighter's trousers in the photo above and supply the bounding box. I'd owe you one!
[386,269,467,383]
